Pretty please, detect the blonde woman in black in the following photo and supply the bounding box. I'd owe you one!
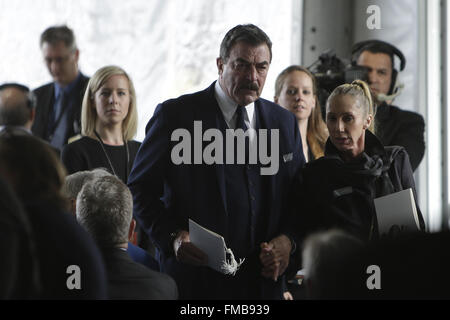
[61,65,140,184]
[290,80,425,246]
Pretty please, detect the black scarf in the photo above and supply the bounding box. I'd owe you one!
[322,130,401,240]
[324,130,397,198]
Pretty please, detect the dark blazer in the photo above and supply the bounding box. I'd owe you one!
[32,73,90,145]
[375,102,425,172]
[128,82,304,299]
[101,248,178,300]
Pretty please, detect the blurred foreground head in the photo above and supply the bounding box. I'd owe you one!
[0,133,67,208]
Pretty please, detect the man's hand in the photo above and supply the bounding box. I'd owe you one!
[173,230,208,266]
[259,234,292,281]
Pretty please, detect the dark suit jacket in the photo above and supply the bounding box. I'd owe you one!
[375,102,425,172]
[128,82,304,299]
[32,73,89,145]
[101,248,178,300]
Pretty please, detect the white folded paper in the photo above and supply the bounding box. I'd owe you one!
[189,218,244,275]
[374,188,421,236]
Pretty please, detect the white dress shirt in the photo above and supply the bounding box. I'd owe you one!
[214,81,255,130]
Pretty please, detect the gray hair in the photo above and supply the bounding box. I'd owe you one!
[40,25,77,51]
[219,24,272,62]
[76,175,132,248]
[302,229,363,299]
[63,168,112,200]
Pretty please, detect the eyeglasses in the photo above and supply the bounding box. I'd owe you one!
[44,53,74,65]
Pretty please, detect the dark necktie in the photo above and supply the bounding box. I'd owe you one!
[48,91,69,149]
[235,105,247,131]
[49,91,67,134]
[235,105,249,163]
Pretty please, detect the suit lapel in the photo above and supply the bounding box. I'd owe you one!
[193,82,228,217]
[255,100,279,237]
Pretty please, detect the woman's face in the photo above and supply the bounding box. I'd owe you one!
[275,70,316,122]
[326,94,372,158]
[93,74,130,127]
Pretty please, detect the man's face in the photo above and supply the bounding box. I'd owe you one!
[356,51,393,100]
[42,41,79,86]
[217,41,271,106]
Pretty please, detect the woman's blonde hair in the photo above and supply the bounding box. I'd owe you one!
[81,65,138,141]
[326,79,375,133]
[275,65,328,159]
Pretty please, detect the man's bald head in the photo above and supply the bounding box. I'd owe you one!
[0,84,35,130]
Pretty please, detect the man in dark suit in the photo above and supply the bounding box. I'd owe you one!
[354,40,425,171]
[128,24,305,299]
[32,25,89,151]
[77,175,178,300]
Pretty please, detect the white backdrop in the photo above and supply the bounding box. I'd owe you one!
[0,0,299,141]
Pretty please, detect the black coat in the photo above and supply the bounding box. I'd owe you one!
[288,130,425,253]
[375,102,425,172]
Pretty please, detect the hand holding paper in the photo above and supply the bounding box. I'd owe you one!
[173,230,208,266]
[189,219,244,275]
[374,188,421,236]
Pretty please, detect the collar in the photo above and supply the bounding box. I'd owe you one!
[54,72,82,99]
[0,125,32,134]
[214,80,255,129]
[375,101,390,121]
[325,130,386,161]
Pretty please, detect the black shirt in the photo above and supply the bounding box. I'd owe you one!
[61,136,141,183]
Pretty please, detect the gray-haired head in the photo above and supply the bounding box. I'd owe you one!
[302,229,364,299]
[63,168,112,200]
[40,25,77,51]
[219,24,272,63]
[76,175,132,248]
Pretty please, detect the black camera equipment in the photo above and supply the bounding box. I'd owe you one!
[308,49,369,120]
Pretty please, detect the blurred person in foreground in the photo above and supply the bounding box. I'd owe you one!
[0,133,107,299]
